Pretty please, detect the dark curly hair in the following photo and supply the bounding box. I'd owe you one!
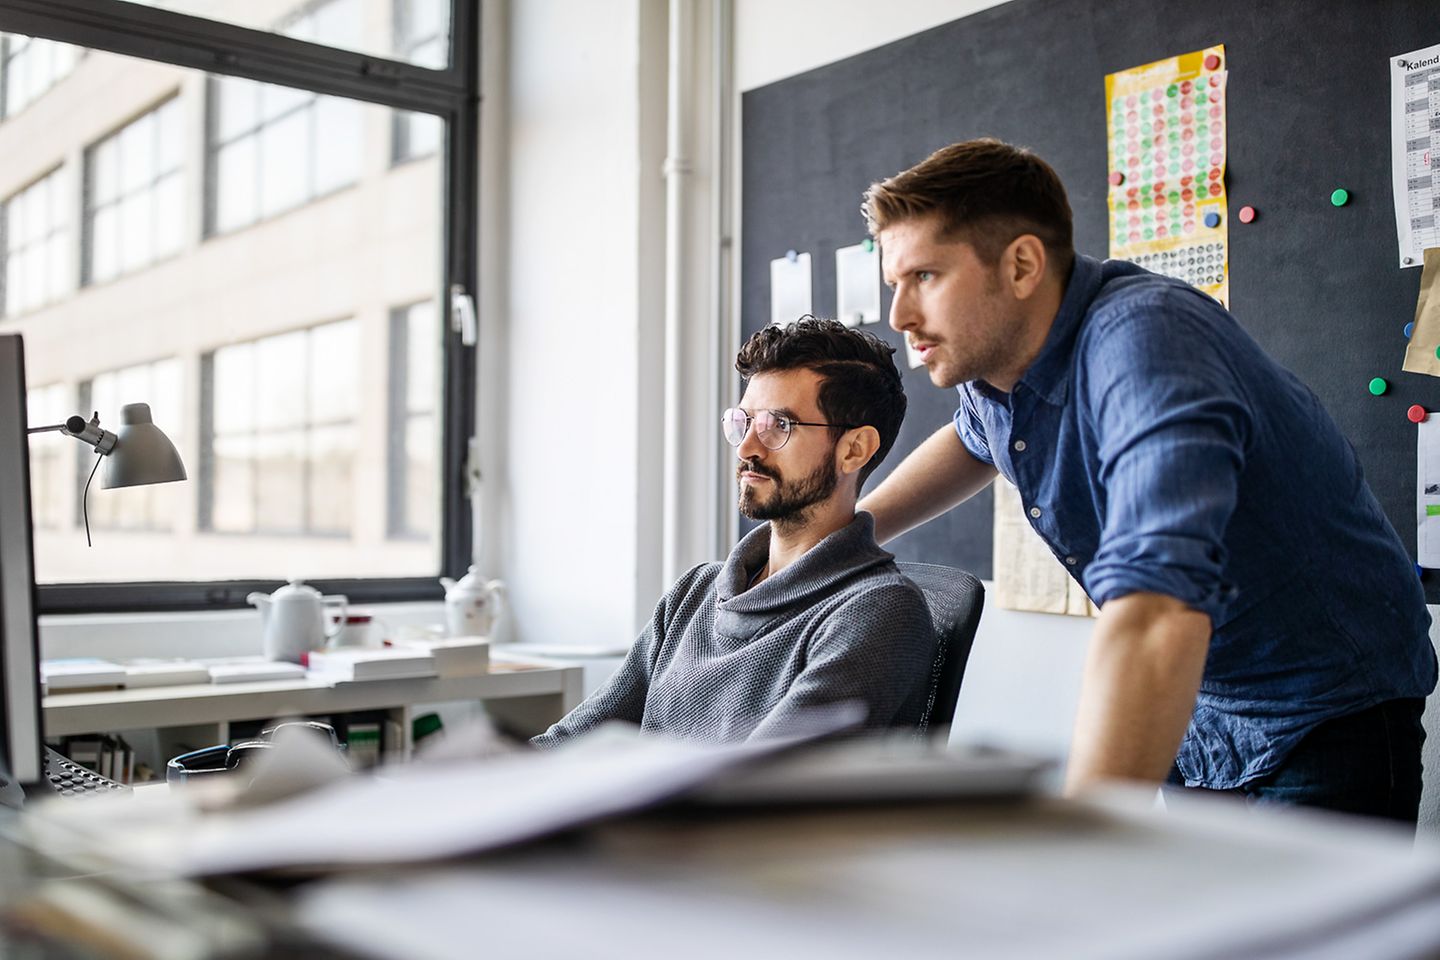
[735,316,906,487]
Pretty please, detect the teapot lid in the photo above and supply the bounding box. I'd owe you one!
[274,577,321,599]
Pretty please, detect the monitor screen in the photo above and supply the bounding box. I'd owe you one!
[0,333,45,806]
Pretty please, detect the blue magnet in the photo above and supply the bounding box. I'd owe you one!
[785,249,798,263]
[1417,563,1425,578]
[1203,211,1222,228]
[1406,321,1416,339]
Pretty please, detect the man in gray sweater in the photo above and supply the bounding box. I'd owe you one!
[534,317,937,747]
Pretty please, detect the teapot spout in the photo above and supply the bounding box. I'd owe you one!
[439,577,457,592]
[245,592,272,615]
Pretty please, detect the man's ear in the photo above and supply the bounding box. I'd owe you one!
[837,426,881,478]
[1002,234,1047,300]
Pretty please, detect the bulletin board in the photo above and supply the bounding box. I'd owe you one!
[740,0,1440,599]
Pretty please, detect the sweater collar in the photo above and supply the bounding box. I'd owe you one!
[714,512,894,640]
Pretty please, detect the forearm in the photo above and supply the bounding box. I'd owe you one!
[1064,592,1211,794]
[858,424,996,544]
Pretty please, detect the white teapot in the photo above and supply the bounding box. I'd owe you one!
[439,566,505,639]
[246,579,347,663]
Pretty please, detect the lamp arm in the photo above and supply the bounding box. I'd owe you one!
[26,413,117,455]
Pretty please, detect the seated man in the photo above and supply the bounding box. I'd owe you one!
[533,317,937,747]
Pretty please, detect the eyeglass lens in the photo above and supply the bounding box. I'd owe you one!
[721,408,790,450]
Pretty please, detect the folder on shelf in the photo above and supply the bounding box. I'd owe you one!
[384,636,490,678]
[305,648,437,683]
[203,657,307,684]
[121,659,212,688]
[41,658,126,692]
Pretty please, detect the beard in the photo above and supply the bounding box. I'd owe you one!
[737,455,839,528]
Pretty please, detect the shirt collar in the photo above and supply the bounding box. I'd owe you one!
[1012,254,1103,407]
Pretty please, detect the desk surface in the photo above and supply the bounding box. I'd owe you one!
[44,661,584,736]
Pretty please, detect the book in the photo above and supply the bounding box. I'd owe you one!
[385,636,490,678]
[305,648,437,682]
[40,657,126,691]
[202,657,307,684]
[120,658,212,688]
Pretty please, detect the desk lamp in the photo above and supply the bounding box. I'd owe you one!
[27,403,186,488]
[27,403,186,544]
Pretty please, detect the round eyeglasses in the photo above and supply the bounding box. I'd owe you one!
[721,407,858,451]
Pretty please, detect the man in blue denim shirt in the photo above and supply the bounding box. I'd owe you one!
[858,139,1437,822]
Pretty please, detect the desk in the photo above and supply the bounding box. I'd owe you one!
[43,660,585,759]
[5,788,1439,960]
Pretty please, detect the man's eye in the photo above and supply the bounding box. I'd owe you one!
[917,270,934,282]
[773,417,792,431]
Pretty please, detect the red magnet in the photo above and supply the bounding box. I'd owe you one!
[1409,405,1428,424]
[1238,205,1257,223]
[1204,54,1222,71]
[1108,171,1125,186]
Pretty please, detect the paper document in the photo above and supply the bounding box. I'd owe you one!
[1417,412,1440,567]
[1403,247,1440,377]
[834,242,880,327]
[992,478,1095,617]
[769,252,812,327]
[1391,42,1440,267]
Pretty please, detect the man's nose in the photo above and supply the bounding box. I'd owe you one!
[737,422,767,460]
[889,286,915,333]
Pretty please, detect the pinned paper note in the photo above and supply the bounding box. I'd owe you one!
[835,242,880,327]
[1418,414,1440,567]
[1390,42,1440,268]
[769,252,812,327]
[1401,247,1440,377]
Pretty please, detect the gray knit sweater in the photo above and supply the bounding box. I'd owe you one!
[532,512,936,748]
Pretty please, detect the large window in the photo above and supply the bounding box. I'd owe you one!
[3,167,70,317]
[84,97,185,285]
[3,1,476,608]
[0,33,80,119]
[391,0,447,163]
[205,321,358,536]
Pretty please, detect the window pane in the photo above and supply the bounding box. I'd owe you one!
[11,40,446,584]
[26,383,71,530]
[115,0,453,69]
[3,167,69,316]
[2,33,81,118]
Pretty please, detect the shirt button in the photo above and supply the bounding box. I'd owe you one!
[1065,556,1077,565]
[1028,506,1042,519]
[1013,440,1026,452]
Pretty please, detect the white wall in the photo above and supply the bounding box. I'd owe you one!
[488,0,669,646]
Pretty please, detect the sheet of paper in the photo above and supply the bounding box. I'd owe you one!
[834,242,880,327]
[992,478,1095,617]
[1402,246,1440,376]
[49,708,861,877]
[1106,45,1231,307]
[1391,42,1440,268]
[769,252,812,327]
[1417,412,1440,567]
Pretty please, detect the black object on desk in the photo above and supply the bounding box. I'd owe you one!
[40,746,130,799]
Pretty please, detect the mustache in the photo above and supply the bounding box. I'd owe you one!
[736,459,780,481]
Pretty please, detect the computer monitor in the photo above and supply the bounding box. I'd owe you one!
[0,333,45,807]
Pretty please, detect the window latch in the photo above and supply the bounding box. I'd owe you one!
[450,284,477,347]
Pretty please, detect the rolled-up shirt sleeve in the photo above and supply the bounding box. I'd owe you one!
[1080,291,1253,623]
[952,386,995,466]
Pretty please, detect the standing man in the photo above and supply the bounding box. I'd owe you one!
[858,138,1436,821]
[534,318,935,747]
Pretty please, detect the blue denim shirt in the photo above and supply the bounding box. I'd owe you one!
[955,255,1438,789]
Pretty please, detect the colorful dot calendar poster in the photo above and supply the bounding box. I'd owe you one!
[1106,45,1231,306]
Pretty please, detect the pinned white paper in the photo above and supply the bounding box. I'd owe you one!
[834,243,880,327]
[769,252,812,327]
[1417,414,1440,567]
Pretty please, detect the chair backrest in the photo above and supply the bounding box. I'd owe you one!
[896,561,985,734]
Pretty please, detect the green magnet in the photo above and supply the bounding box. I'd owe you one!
[1368,377,1388,396]
[862,238,874,253]
[1330,188,1349,207]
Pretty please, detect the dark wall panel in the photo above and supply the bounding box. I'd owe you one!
[741,0,1439,595]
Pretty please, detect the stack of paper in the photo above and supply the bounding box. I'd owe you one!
[40,658,126,692]
[202,657,307,684]
[306,648,437,682]
[120,659,211,688]
[385,637,489,678]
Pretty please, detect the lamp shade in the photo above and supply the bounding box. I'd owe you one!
[102,403,187,489]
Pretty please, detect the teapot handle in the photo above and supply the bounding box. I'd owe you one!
[321,595,349,640]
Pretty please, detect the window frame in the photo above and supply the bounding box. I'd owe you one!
[0,0,479,614]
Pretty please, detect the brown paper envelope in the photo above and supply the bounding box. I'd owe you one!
[1402,247,1440,377]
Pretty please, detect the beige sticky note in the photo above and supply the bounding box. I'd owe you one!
[1402,247,1440,377]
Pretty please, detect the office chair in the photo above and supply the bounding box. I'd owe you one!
[896,562,985,735]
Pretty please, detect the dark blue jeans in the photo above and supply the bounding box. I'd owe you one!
[1166,698,1428,825]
